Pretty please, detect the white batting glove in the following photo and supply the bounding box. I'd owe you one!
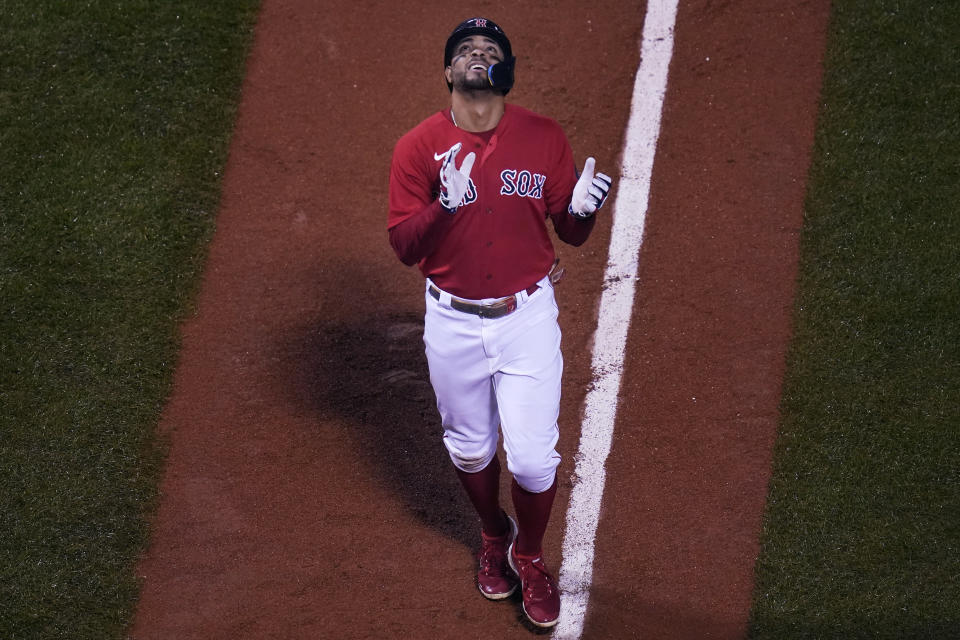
[568,157,613,218]
[438,143,476,213]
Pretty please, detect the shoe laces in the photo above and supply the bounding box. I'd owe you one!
[479,533,510,577]
[514,554,556,601]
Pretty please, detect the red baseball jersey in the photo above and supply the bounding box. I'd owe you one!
[388,104,594,299]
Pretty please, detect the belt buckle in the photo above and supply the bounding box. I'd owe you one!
[478,295,516,319]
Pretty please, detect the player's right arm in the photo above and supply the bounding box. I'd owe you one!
[387,131,457,266]
[388,200,456,266]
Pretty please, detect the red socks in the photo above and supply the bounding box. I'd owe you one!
[511,476,557,557]
[455,458,558,555]
[455,456,509,537]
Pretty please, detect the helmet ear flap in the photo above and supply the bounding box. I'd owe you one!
[487,56,515,94]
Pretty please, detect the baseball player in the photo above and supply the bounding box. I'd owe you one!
[387,17,612,628]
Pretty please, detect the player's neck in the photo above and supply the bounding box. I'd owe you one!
[450,92,505,133]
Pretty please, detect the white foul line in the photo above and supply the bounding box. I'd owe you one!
[553,1,678,638]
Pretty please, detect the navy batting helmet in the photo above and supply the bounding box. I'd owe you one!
[444,17,515,94]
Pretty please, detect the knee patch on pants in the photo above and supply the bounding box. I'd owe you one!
[508,454,560,493]
[444,434,498,473]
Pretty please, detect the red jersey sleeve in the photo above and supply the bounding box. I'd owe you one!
[544,127,596,246]
[388,200,456,266]
[387,114,460,265]
[388,127,436,230]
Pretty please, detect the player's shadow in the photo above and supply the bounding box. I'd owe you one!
[284,310,476,548]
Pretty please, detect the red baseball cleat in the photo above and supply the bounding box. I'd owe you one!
[477,515,519,600]
[508,543,561,628]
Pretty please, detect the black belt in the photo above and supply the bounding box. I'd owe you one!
[429,283,540,319]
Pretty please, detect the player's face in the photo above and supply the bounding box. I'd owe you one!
[446,35,504,92]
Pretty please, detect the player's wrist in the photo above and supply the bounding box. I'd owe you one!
[439,196,459,214]
[567,204,594,219]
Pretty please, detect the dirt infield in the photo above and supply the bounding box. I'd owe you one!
[129,1,829,638]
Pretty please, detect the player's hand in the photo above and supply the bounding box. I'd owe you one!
[439,143,476,213]
[568,157,613,218]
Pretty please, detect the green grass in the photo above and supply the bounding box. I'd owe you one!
[0,2,259,638]
[749,2,960,638]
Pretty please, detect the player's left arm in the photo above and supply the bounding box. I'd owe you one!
[551,199,596,246]
[567,157,613,219]
[547,151,612,247]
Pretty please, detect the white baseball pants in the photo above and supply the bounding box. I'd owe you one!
[423,275,562,493]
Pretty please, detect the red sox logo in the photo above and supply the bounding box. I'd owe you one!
[459,177,478,206]
[433,145,547,206]
[474,18,488,28]
[500,169,545,199]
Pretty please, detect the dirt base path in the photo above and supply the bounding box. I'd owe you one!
[584,2,830,638]
[130,1,829,638]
